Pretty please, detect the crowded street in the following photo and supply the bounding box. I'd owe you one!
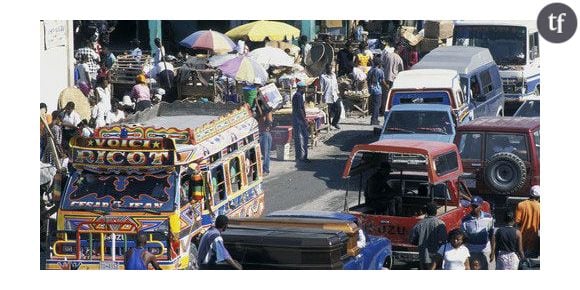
[40,19,542,271]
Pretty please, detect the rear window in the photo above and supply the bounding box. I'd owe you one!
[485,134,529,161]
[435,151,459,176]
[384,111,453,135]
[391,91,451,107]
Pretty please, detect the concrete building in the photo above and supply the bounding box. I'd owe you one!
[40,20,75,112]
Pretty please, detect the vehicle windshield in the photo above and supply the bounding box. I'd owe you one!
[384,111,453,135]
[391,91,451,107]
[61,171,177,212]
[453,25,527,66]
[514,100,540,117]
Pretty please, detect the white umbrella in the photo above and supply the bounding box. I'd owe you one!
[248,47,294,69]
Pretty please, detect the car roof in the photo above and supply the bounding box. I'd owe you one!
[412,46,495,75]
[454,20,538,33]
[391,69,459,89]
[390,104,452,112]
[457,117,540,132]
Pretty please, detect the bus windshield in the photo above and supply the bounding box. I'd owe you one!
[62,171,177,212]
[453,25,527,66]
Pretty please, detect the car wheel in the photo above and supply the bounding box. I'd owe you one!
[188,242,199,270]
[383,255,393,270]
[484,152,527,194]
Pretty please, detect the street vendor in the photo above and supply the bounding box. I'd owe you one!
[131,74,152,112]
[292,81,311,163]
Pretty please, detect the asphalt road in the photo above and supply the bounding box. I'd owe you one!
[262,116,378,214]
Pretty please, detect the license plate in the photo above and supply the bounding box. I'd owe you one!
[100,261,119,270]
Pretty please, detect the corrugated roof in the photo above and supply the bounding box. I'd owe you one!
[412,46,495,75]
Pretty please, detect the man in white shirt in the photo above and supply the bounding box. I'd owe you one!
[320,64,341,129]
[106,103,126,125]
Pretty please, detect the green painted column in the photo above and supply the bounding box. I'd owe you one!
[148,20,162,51]
[301,20,316,41]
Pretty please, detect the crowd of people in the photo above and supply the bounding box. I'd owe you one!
[409,185,541,270]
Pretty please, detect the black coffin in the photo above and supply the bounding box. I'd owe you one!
[221,226,350,270]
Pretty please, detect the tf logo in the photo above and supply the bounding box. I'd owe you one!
[538,2,577,43]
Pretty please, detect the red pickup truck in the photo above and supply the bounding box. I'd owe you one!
[342,140,490,263]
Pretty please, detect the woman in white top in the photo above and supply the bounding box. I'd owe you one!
[436,228,471,270]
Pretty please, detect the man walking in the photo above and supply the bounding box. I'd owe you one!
[380,38,404,117]
[292,81,310,163]
[461,196,495,270]
[197,215,243,270]
[320,64,341,130]
[409,202,448,270]
[367,58,386,125]
[124,233,162,270]
[515,185,540,258]
[491,211,525,270]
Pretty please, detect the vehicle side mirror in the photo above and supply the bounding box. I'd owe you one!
[529,47,538,60]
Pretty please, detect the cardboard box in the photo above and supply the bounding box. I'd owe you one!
[419,38,442,54]
[424,21,454,39]
[259,83,284,110]
[400,29,424,47]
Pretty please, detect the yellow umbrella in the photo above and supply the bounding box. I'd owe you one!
[226,20,300,42]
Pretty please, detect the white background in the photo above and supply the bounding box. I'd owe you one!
[6,0,579,289]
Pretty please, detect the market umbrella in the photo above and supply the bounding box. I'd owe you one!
[248,47,294,69]
[218,55,268,85]
[208,53,238,67]
[225,20,300,41]
[179,30,236,54]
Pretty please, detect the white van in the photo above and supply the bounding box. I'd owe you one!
[386,69,472,124]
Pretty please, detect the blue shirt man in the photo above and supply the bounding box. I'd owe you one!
[197,215,242,270]
[367,58,386,125]
[461,196,495,269]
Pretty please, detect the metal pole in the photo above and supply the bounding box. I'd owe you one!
[112,233,116,261]
[358,174,363,205]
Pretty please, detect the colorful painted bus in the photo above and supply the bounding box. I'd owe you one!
[45,102,265,270]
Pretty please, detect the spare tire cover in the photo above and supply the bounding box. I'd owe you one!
[484,152,527,194]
